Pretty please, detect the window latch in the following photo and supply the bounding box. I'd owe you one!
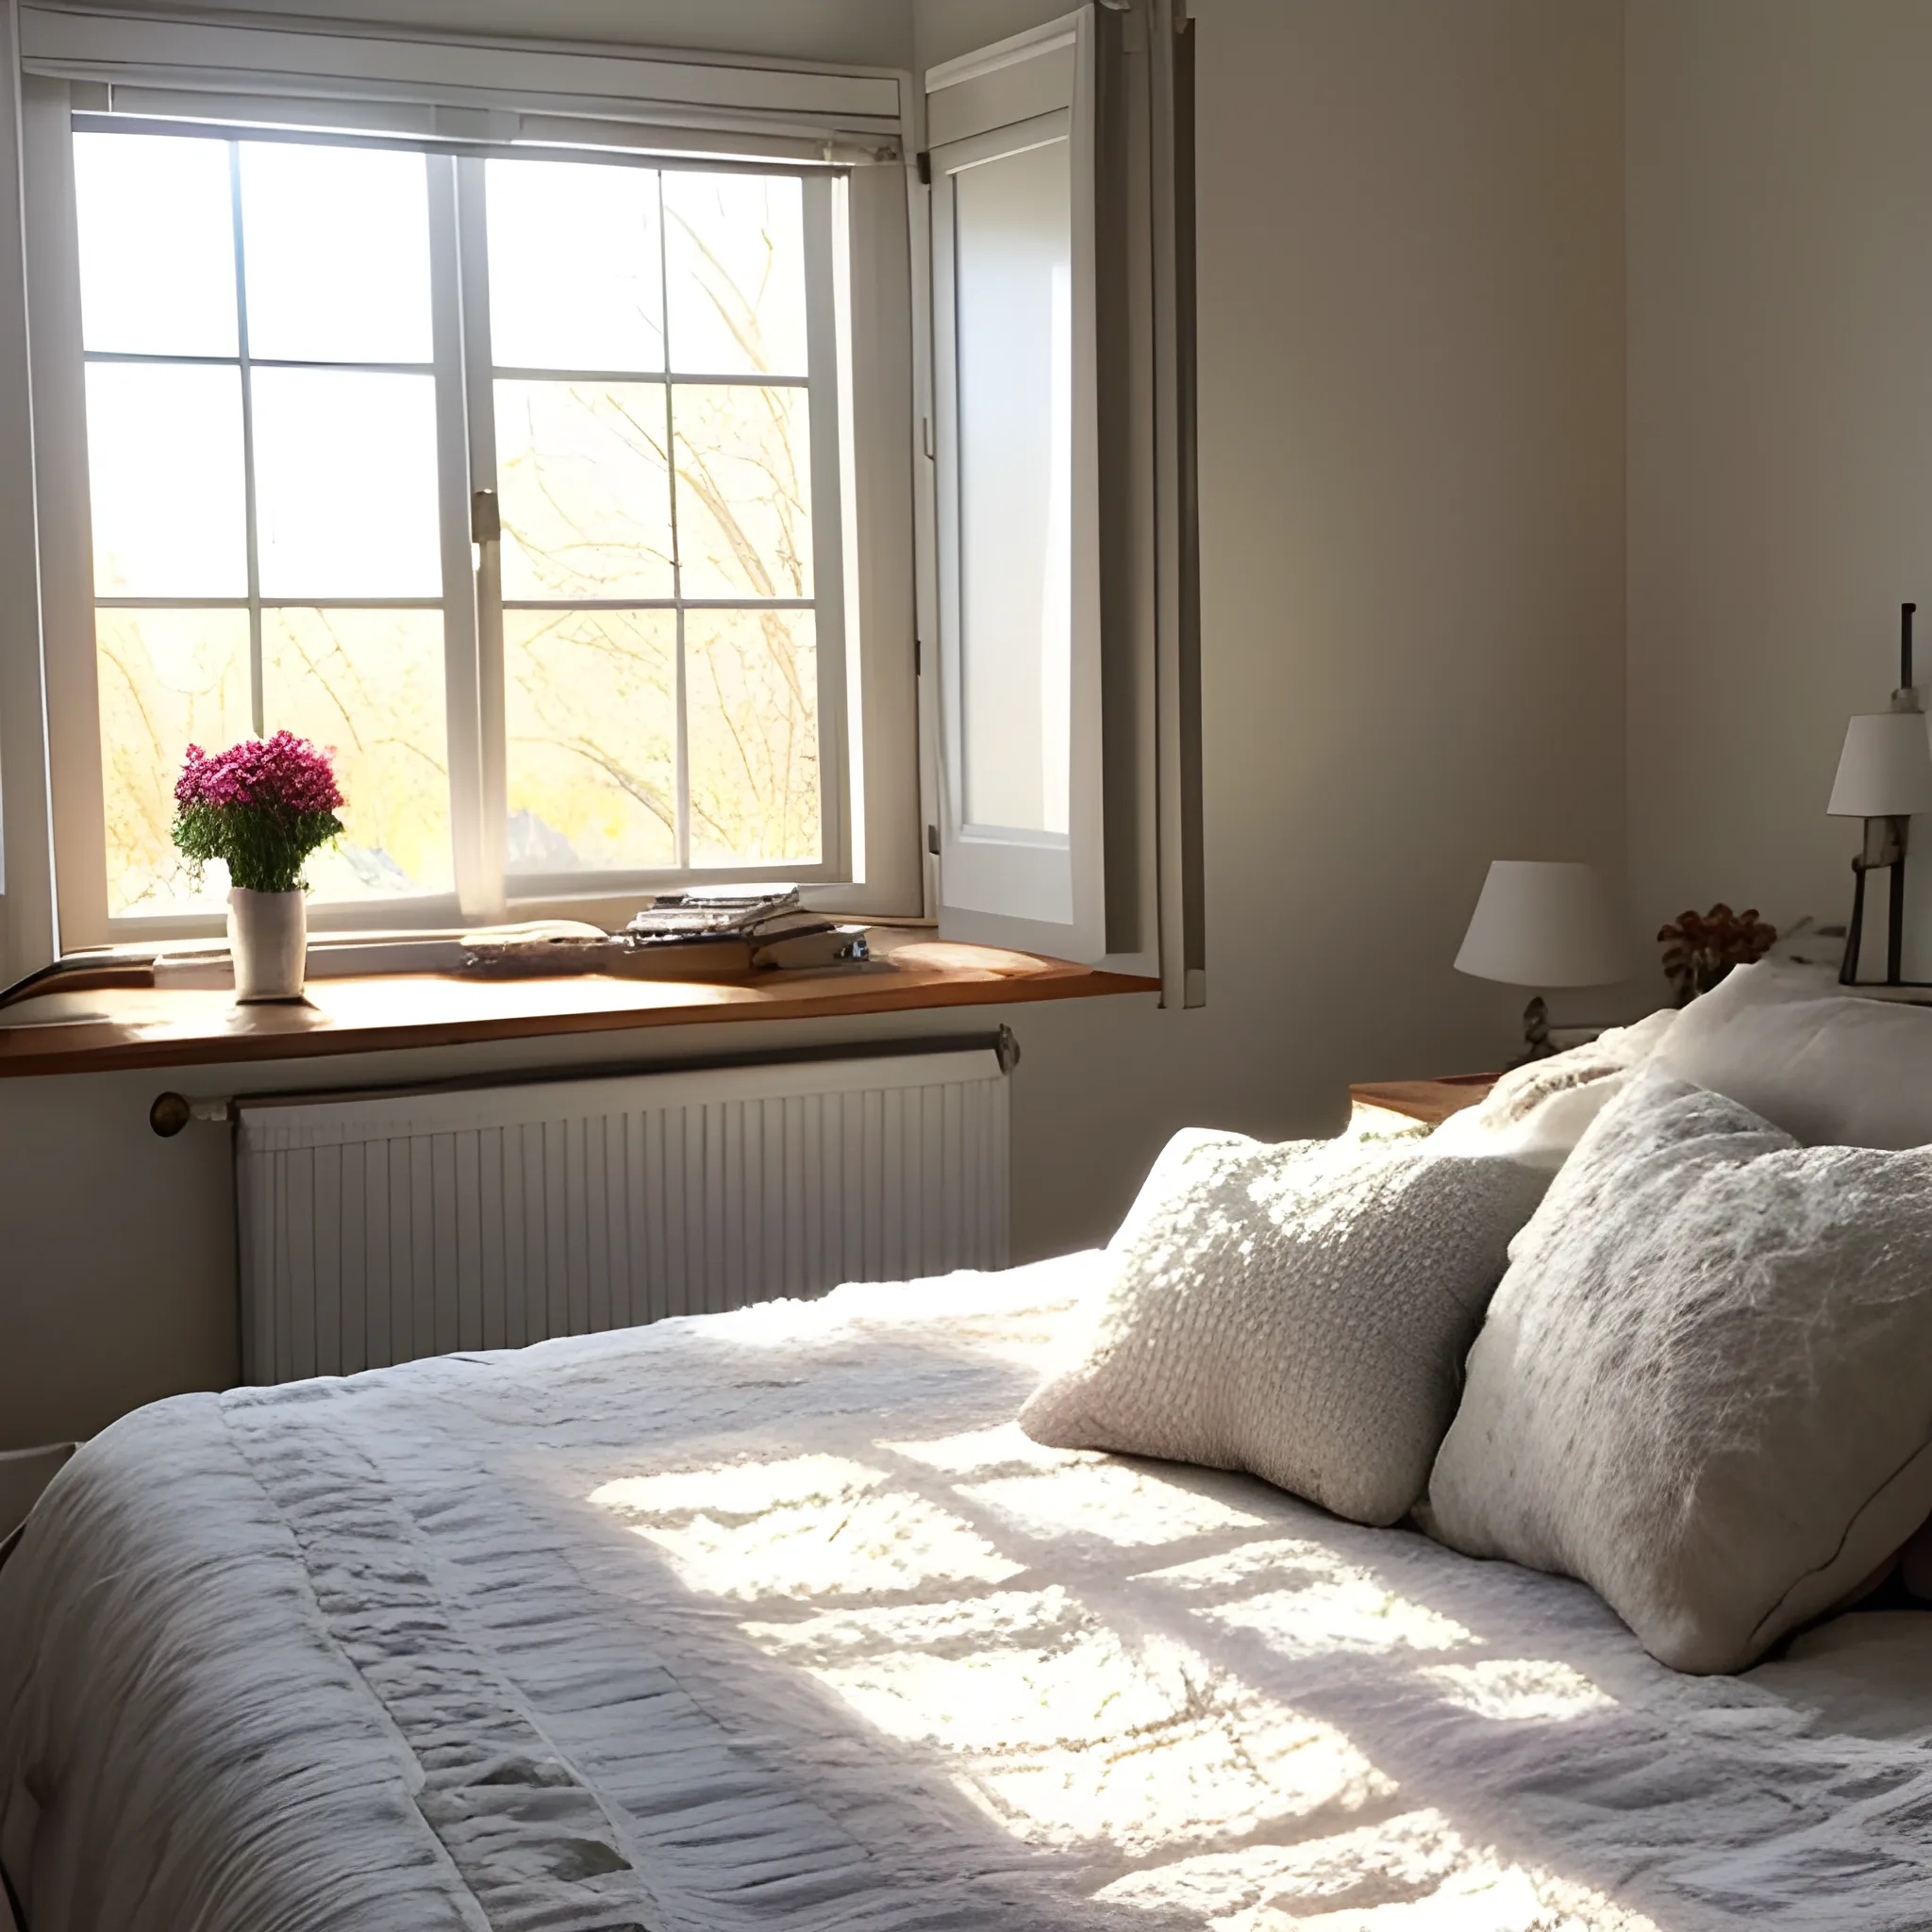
[471,488,500,545]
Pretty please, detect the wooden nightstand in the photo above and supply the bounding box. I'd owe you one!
[1348,1074,1499,1132]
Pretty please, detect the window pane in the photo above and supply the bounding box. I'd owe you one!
[87,362,247,596]
[954,136,1073,836]
[662,173,807,377]
[75,133,238,358]
[240,143,432,364]
[688,608,819,865]
[506,608,676,873]
[486,158,663,373]
[672,384,811,600]
[262,608,453,900]
[253,369,441,597]
[495,380,674,600]
[97,608,253,915]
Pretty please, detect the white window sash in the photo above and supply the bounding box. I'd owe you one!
[925,12,1108,963]
[16,74,925,949]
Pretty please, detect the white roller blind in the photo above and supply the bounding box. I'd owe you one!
[926,8,1105,962]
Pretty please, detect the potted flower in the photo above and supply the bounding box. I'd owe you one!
[173,732,344,1002]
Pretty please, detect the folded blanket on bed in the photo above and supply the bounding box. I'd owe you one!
[6,1257,1932,1931]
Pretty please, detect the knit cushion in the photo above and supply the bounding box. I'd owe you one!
[1019,1129,1549,1526]
[1424,1068,1932,1674]
[1428,1008,1676,1170]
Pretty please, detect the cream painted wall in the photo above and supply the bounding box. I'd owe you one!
[0,0,1628,1449]
[948,0,1629,1220]
[1626,1,1932,961]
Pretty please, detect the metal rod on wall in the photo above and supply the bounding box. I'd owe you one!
[148,1024,1023,1135]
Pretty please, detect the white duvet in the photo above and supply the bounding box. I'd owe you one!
[4,1254,1932,1931]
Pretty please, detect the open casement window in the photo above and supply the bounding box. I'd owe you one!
[926,11,1103,962]
[923,6,1203,991]
[9,7,921,950]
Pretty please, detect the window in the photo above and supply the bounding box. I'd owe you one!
[57,123,887,934]
[3,3,1195,990]
[926,19,1105,962]
[80,134,453,916]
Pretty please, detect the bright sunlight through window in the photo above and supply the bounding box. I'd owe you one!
[74,130,832,917]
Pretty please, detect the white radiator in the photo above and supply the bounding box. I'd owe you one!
[236,1045,1011,1385]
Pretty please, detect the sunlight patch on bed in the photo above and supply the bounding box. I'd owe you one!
[591,1454,879,1520]
[588,1454,1022,1600]
[924,1310,1081,1368]
[1420,1658,1616,1723]
[1141,1538,1345,1594]
[959,1460,1269,1547]
[883,1420,1094,1477]
[1139,1541,1474,1657]
[1205,1579,1474,1658]
[1094,1809,1464,1921]
[743,1586,1391,1856]
[1095,1807,1660,1930]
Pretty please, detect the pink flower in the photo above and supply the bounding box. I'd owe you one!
[175,731,342,815]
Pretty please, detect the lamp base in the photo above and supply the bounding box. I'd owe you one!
[1511,995,1553,1065]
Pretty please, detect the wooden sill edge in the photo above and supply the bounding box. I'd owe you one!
[0,939,1160,1078]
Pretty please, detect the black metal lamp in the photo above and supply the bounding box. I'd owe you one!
[1831,604,1932,987]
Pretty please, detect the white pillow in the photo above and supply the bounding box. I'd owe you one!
[1652,958,1932,1147]
[1020,1129,1549,1526]
[1424,1068,1932,1674]
[1427,1008,1676,1170]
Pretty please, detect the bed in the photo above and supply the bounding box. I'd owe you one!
[5,1252,1932,1932]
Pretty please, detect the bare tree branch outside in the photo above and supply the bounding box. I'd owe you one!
[77,136,824,915]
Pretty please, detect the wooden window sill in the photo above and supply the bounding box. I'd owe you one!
[0,932,1159,1077]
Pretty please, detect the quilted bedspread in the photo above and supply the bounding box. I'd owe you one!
[4,1254,1932,1931]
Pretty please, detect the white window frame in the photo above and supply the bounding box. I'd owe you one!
[8,16,924,955]
[914,2,1203,996]
[924,10,1108,965]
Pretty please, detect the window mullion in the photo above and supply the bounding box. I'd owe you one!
[801,171,849,883]
[225,140,264,739]
[427,153,495,922]
[454,155,507,919]
[658,171,691,872]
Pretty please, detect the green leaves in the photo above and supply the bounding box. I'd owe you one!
[172,800,343,894]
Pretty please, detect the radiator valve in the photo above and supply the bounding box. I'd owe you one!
[149,1092,234,1137]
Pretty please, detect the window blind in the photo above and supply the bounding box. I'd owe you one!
[19,5,908,161]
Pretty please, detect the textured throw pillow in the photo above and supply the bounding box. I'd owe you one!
[1653,958,1932,1148]
[1424,1068,1932,1674]
[1428,1008,1676,1170]
[1020,1129,1550,1526]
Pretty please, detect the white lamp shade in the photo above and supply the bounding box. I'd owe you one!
[1827,711,1932,818]
[1455,859,1631,989]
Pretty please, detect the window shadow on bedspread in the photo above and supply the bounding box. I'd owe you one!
[11,1268,1932,1932]
[534,1292,1932,1931]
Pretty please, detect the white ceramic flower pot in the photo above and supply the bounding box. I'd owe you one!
[228,887,308,1003]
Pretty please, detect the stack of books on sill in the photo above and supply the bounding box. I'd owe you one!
[466,888,871,979]
[149,889,872,990]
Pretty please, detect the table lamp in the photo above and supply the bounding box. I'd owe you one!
[1829,603,1932,987]
[1455,859,1631,1059]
